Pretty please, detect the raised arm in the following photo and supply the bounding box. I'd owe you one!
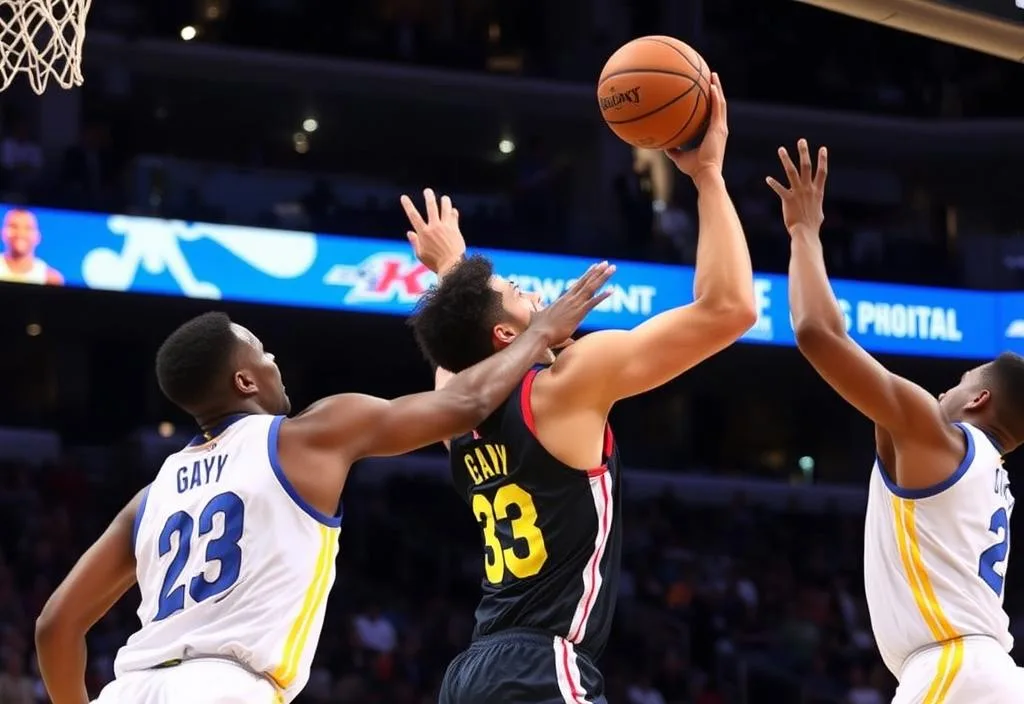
[286,262,614,462]
[769,139,962,488]
[37,488,144,704]
[542,73,756,407]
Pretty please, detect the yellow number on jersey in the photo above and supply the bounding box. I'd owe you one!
[471,483,549,584]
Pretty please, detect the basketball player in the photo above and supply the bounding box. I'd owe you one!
[0,208,64,285]
[770,139,1024,703]
[33,263,613,704]
[403,73,756,704]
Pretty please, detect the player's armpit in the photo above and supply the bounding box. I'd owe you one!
[36,488,142,704]
[549,298,757,407]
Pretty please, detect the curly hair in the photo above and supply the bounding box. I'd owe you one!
[407,255,507,372]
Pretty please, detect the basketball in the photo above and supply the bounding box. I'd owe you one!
[597,36,712,151]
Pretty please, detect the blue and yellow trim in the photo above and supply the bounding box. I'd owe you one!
[891,496,964,703]
[270,524,339,689]
[879,423,975,500]
[268,416,344,527]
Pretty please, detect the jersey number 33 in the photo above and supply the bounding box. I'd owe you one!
[473,483,548,584]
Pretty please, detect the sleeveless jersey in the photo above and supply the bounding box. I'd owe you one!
[114,414,342,703]
[0,257,47,284]
[449,365,623,662]
[864,422,1014,676]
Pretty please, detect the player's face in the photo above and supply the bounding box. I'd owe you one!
[231,324,291,415]
[937,364,989,420]
[491,276,542,337]
[1,211,40,257]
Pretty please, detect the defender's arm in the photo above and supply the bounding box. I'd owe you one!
[36,489,144,704]
[290,325,554,460]
[773,140,962,488]
[289,262,613,461]
[788,232,960,467]
[547,170,756,406]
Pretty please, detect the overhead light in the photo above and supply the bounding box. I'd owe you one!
[180,25,197,41]
[498,138,515,154]
[302,118,318,133]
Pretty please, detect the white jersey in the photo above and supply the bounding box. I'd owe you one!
[864,422,1015,677]
[0,256,48,283]
[114,414,341,703]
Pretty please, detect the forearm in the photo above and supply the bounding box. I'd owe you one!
[690,171,754,307]
[789,230,846,336]
[36,626,90,704]
[443,327,548,414]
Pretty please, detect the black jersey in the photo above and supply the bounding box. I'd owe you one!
[449,364,623,661]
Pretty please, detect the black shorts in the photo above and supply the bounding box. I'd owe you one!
[439,629,606,704]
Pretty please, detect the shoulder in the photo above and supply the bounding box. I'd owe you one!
[539,330,628,392]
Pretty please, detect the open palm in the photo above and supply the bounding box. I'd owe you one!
[766,139,828,237]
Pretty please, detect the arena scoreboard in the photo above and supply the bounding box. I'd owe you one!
[797,0,1024,60]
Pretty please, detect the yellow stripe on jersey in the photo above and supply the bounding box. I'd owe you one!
[270,525,338,688]
[891,497,963,703]
[924,639,964,704]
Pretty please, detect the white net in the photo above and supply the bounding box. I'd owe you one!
[0,0,91,94]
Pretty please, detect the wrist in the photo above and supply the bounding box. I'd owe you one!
[436,255,465,278]
[789,225,821,242]
[691,168,724,192]
[523,324,557,350]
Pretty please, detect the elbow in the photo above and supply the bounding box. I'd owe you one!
[35,594,79,648]
[700,296,758,338]
[35,601,60,648]
[794,319,843,355]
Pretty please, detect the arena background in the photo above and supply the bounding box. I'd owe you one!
[0,0,1022,702]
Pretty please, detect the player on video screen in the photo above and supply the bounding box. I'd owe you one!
[0,208,64,285]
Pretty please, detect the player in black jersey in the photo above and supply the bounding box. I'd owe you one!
[403,73,754,704]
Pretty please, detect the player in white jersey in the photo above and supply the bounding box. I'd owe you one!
[770,139,1024,703]
[33,255,614,702]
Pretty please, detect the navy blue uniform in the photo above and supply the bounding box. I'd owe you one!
[440,365,622,704]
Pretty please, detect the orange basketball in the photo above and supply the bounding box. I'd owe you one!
[597,36,712,151]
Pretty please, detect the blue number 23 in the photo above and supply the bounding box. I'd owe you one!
[154,491,245,621]
[978,507,1011,597]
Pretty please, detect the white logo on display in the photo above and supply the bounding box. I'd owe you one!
[82,216,319,299]
[1006,320,1024,339]
[508,274,656,316]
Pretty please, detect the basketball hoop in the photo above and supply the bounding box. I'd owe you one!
[0,0,91,95]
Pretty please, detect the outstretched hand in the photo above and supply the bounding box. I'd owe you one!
[664,72,728,184]
[530,262,616,347]
[400,188,466,275]
[766,139,828,238]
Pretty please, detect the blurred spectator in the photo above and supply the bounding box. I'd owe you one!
[0,119,44,199]
[627,671,667,704]
[0,650,33,703]
[845,665,884,704]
